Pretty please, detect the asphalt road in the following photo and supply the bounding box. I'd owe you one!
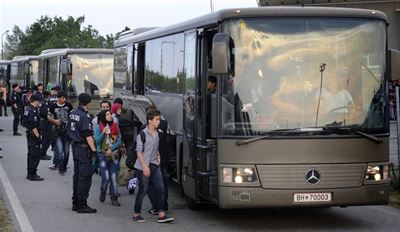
[1,115,400,232]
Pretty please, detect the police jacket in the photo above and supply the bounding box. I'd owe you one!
[24,104,40,132]
[67,106,93,143]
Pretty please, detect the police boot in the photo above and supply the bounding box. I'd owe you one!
[111,196,120,207]
[99,190,106,203]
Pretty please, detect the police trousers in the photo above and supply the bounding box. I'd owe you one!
[27,133,41,176]
[72,143,93,207]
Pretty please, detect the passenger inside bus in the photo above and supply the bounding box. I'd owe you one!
[207,75,217,94]
[316,71,354,124]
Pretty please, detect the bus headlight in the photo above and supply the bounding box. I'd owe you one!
[364,164,389,184]
[222,167,258,183]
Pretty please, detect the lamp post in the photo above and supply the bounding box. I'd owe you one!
[1,30,9,60]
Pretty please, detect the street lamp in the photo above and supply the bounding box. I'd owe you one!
[1,30,9,60]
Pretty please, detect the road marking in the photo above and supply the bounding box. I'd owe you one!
[0,163,34,232]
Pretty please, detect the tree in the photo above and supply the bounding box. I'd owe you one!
[3,15,117,58]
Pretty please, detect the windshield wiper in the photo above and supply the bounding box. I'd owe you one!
[235,128,319,146]
[321,125,383,144]
[235,126,383,146]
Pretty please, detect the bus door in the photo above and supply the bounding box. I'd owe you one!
[197,28,218,203]
[182,29,218,204]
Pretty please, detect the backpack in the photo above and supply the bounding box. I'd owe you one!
[125,131,145,170]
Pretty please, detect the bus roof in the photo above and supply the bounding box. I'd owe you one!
[0,60,11,65]
[114,6,387,47]
[38,48,113,59]
[11,56,39,63]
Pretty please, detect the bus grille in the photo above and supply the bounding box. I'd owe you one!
[257,164,365,189]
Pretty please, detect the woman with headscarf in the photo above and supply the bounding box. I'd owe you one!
[94,109,122,206]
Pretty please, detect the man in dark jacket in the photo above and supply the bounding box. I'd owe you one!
[11,84,22,136]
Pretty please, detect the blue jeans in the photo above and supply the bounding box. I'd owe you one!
[55,133,70,171]
[99,155,120,196]
[134,164,165,214]
[148,167,169,211]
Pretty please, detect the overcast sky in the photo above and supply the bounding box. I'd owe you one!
[0,0,258,36]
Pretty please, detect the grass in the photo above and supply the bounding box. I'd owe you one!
[0,196,14,232]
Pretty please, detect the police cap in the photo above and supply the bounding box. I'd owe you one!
[31,94,42,102]
[78,93,91,105]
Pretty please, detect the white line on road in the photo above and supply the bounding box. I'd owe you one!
[0,163,34,232]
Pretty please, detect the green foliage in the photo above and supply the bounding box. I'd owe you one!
[3,15,130,59]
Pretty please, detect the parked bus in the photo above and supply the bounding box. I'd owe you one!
[114,7,400,208]
[38,48,114,111]
[10,56,39,89]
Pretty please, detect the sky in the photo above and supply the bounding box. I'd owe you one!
[0,0,258,36]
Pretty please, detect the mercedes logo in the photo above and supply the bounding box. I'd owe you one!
[305,168,321,185]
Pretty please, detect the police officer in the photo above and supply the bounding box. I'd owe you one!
[39,91,52,160]
[67,93,97,213]
[11,84,22,136]
[25,94,44,181]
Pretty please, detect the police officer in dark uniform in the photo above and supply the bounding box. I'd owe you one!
[25,94,44,181]
[67,93,97,213]
[11,83,22,136]
[39,91,52,160]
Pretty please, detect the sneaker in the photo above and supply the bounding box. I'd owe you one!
[76,205,97,214]
[13,132,22,136]
[133,215,146,223]
[157,215,175,223]
[49,164,57,170]
[148,209,159,215]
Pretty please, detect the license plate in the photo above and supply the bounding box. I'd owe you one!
[293,192,332,203]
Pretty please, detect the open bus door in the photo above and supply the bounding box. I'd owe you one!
[182,29,218,207]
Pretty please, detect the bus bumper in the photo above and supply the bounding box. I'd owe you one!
[218,184,389,209]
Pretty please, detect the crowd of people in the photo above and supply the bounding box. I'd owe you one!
[0,82,175,223]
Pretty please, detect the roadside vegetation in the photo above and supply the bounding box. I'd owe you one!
[0,196,14,232]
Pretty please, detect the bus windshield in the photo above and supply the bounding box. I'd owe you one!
[221,18,386,136]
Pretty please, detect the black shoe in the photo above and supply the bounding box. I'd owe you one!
[76,205,97,214]
[0,147,2,150]
[99,191,106,202]
[0,128,3,132]
[0,156,3,159]
[40,155,52,160]
[28,175,44,181]
[111,196,121,207]
[72,204,78,211]
[59,170,65,176]
[13,132,22,136]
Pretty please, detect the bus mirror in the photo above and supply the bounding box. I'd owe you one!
[212,33,231,74]
[390,49,400,81]
[61,59,72,75]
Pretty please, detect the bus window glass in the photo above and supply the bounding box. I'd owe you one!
[69,53,113,98]
[114,47,127,89]
[145,34,184,94]
[222,18,386,135]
